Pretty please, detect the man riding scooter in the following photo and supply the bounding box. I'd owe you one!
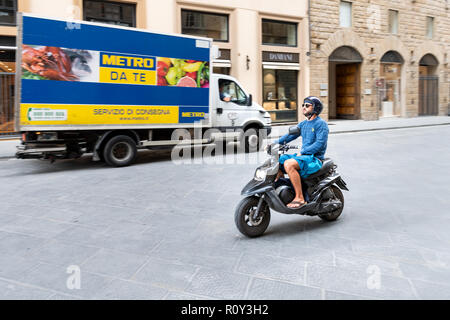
[274,96,329,209]
[236,96,347,237]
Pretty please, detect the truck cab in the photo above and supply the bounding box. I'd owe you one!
[210,73,272,148]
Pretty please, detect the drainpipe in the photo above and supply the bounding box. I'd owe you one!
[308,0,311,56]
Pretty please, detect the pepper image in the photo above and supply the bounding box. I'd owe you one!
[165,67,178,85]
[183,62,203,73]
[196,62,206,87]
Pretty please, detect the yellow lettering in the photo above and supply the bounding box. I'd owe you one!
[102,54,116,66]
[102,54,154,69]
[124,56,133,67]
[117,57,126,66]
[144,59,153,68]
[134,58,144,68]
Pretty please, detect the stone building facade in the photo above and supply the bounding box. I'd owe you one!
[308,0,450,121]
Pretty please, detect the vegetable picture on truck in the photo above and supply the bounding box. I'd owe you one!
[20,45,210,127]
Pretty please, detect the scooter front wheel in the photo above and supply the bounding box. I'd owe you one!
[235,196,270,238]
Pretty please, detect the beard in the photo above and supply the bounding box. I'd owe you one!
[304,110,314,119]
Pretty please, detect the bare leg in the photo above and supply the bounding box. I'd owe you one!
[284,159,306,208]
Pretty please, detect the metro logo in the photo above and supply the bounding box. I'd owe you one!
[100,53,155,70]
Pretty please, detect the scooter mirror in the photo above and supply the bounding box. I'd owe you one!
[289,126,300,135]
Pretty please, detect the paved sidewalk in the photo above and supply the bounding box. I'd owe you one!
[0,139,20,159]
[270,116,450,139]
[1,116,449,159]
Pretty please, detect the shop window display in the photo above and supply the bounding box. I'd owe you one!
[263,69,298,122]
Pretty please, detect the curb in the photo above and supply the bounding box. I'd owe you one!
[269,122,450,139]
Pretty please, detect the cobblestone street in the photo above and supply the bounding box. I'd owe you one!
[0,125,449,299]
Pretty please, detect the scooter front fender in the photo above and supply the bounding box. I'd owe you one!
[241,178,275,197]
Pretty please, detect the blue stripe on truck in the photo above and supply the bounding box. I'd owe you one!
[22,16,210,61]
[21,80,210,106]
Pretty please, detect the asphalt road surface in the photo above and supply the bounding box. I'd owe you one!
[0,125,449,299]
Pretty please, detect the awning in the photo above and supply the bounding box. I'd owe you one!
[263,62,300,70]
[213,59,231,68]
[0,46,17,50]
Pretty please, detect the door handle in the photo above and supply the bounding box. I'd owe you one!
[217,108,223,115]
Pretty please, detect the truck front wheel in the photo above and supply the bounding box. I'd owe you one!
[103,135,137,167]
[243,127,261,153]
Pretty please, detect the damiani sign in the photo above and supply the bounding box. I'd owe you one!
[263,51,299,63]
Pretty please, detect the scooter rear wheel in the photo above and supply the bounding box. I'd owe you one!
[318,185,344,222]
[235,196,270,238]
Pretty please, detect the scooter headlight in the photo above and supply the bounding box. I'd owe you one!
[254,168,268,181]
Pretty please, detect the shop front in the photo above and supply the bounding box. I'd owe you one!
[0,36,16,135]
[378,51,404,117]
[418,53,439,116]
[262,51,299,123]
[213,48,231,75]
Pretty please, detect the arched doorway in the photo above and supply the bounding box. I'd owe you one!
[329,46,362,119]
[379,51,404,117]
[419,54,439,116]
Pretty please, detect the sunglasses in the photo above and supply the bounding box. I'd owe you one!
[302,103,313,108]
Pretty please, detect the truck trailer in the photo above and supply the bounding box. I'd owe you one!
[15,13,272,166]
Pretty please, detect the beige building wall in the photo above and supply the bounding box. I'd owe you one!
[309,0,450,120]
[172,0,309,122]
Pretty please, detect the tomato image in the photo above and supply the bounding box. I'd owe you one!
[157,61,169,77]
[186,72,197,80]
[157,76,168,86]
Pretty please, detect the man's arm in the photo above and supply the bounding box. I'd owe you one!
[277,122,302,145]
[301,123,329,155]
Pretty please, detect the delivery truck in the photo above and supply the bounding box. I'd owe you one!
[14,13,272,166]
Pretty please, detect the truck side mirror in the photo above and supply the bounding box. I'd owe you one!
[288,126,300,135]
[247,94,252,106]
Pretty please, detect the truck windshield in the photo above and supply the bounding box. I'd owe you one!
[219,79,248,105]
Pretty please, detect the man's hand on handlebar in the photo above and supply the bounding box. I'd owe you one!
[265,143,280,154]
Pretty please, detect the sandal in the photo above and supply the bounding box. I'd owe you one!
[287,200,307,209]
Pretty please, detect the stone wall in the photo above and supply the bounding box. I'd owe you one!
[309,0,450,120]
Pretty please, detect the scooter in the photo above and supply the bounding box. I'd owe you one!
[235,125,349,238]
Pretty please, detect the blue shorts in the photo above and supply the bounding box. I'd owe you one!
[279,154,322,178]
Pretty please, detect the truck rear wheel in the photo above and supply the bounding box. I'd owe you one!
[103,135,137,167]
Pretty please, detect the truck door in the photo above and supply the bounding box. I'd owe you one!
[216,78,252,135]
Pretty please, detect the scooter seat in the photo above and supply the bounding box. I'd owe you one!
[305,158,334,180]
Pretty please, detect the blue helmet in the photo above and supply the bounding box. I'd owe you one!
[303,96,323,115]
